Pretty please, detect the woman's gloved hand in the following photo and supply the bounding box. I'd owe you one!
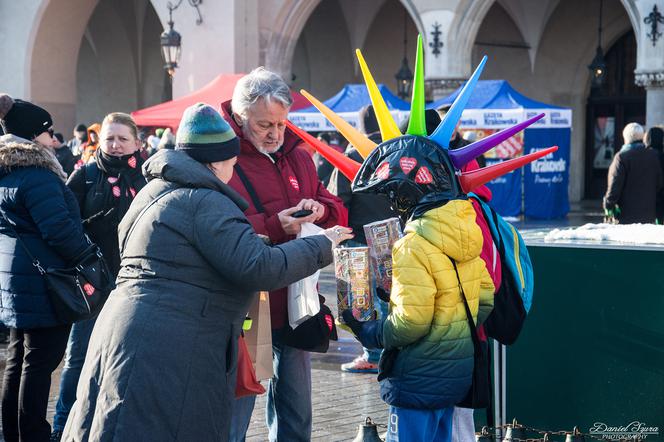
[376,287,391,303]
[341,310,383,349]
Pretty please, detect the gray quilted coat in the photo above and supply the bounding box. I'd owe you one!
[62,150,333,441]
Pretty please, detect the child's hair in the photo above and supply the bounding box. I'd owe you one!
[102,112,139,140]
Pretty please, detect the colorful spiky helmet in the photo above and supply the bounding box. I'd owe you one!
[286,35,557,220]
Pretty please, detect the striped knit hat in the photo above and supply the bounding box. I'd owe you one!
[176,103,239,163]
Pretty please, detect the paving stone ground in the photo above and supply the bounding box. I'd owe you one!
[0,266,388,442]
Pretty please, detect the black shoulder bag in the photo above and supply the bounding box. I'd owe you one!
[452,260,491,409]
[0,211,114,323]
[234,164,338,353]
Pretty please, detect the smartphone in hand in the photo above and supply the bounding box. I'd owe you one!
[291,209,313,218]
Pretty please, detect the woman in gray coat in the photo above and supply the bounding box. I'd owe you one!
[62,104,352,442]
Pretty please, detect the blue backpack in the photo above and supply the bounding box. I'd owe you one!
[470,194,534,345]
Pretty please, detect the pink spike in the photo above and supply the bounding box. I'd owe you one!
[448,113,545,169]
[459,146,558,193]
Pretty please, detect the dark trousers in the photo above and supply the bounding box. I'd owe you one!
[1,324,71,442]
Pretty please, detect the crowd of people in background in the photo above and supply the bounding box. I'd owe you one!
[603,122,664,224]
[1,62,663,442]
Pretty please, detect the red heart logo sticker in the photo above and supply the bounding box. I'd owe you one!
[288,176,300,191]
[415,167,433,184]
[83,283,95,296]
[112,186,121,197]
[375,162,390,180]
[325,314,333,331]
[399,157,417,174]
[127,156,137,169]
[107,176,118,184]
[129,187,136,198]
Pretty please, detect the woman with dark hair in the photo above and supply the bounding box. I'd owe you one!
[50,112,148,441]
[644,126,664,223]
[0,94,90,442]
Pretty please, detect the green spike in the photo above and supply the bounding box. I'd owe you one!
[406,35,426,136]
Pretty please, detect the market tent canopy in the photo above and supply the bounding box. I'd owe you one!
[429,80,572,219]
[131,73,311,129]
[288,83,410,132]
[428,79,566,113]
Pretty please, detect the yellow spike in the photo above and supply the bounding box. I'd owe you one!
[355,49,402,141]
[300,90,377,159]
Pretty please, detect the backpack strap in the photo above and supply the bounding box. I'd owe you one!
[120,187,178,252]
[234,164,265,214]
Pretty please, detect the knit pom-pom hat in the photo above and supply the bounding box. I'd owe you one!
[0,94,53,140]
[176,103,240,163]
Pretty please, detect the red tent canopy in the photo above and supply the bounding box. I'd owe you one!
[131,73,310,129]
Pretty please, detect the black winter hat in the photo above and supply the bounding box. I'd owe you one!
[0,94,53,141]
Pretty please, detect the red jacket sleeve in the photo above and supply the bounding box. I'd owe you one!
[298,148,348,228]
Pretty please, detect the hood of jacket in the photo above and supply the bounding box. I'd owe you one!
[220,100,303,159]
[0,135,67,181]
[143,149,249,211]
[404,199,482,263]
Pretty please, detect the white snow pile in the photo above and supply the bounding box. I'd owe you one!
[545,223,664,245]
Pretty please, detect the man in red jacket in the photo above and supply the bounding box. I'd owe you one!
[222,67,348,442]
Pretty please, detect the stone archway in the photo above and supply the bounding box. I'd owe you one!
[264,0,423,86]
[25,0,168,132]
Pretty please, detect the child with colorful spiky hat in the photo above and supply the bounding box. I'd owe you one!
[288,36,556,441]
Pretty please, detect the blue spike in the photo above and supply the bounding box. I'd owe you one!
[429,56,487,149]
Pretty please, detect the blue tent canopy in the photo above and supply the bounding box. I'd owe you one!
[427,80,566,111]
[288,84,409,131]
[297,84,409,113]
[428,80,572,219]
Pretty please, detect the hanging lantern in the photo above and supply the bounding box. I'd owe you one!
[160,21,182,78]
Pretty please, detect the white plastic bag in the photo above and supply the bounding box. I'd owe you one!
[287,222,322,329]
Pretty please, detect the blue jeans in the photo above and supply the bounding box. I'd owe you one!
[386,406,454,442]
[52,317,97,431]
[229,328,312,442]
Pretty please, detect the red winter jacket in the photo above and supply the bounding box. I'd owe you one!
[221,101,348,329]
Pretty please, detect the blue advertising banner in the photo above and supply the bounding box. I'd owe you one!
[486,159,522,217]
[523,128,570,219]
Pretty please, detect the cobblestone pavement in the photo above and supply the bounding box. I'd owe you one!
[0,265,388,442]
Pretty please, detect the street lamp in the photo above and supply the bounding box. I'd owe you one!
[395,10,413,100]
[160,21,181,78]
[159,0,203,78]
[588,0,607,88]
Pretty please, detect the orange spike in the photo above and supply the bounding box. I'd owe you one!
[286,120,361,181]
[458,146,558,193]
[300,89,377,158]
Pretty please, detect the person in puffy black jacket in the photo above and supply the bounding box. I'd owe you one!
[0,94,89,442]
[51,112,147,439]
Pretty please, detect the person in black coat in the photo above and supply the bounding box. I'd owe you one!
[644,127,664,223]
[51,113,148,440]
[0,94,89,442]
[604,123,664,224]
[62,103,352,442]
[53,132,78,176]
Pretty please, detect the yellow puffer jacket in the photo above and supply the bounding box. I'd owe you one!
[380,199,494,409]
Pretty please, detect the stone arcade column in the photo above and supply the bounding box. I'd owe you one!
[636,73,664,127]
[632,0,664,127]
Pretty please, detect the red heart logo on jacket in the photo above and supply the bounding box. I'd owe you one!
[415,166,433,184]
[127,156,137,169]
[399,157,417,174]
[82,283,95,296]
[288,176,300,191]
[375,162,391,180]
